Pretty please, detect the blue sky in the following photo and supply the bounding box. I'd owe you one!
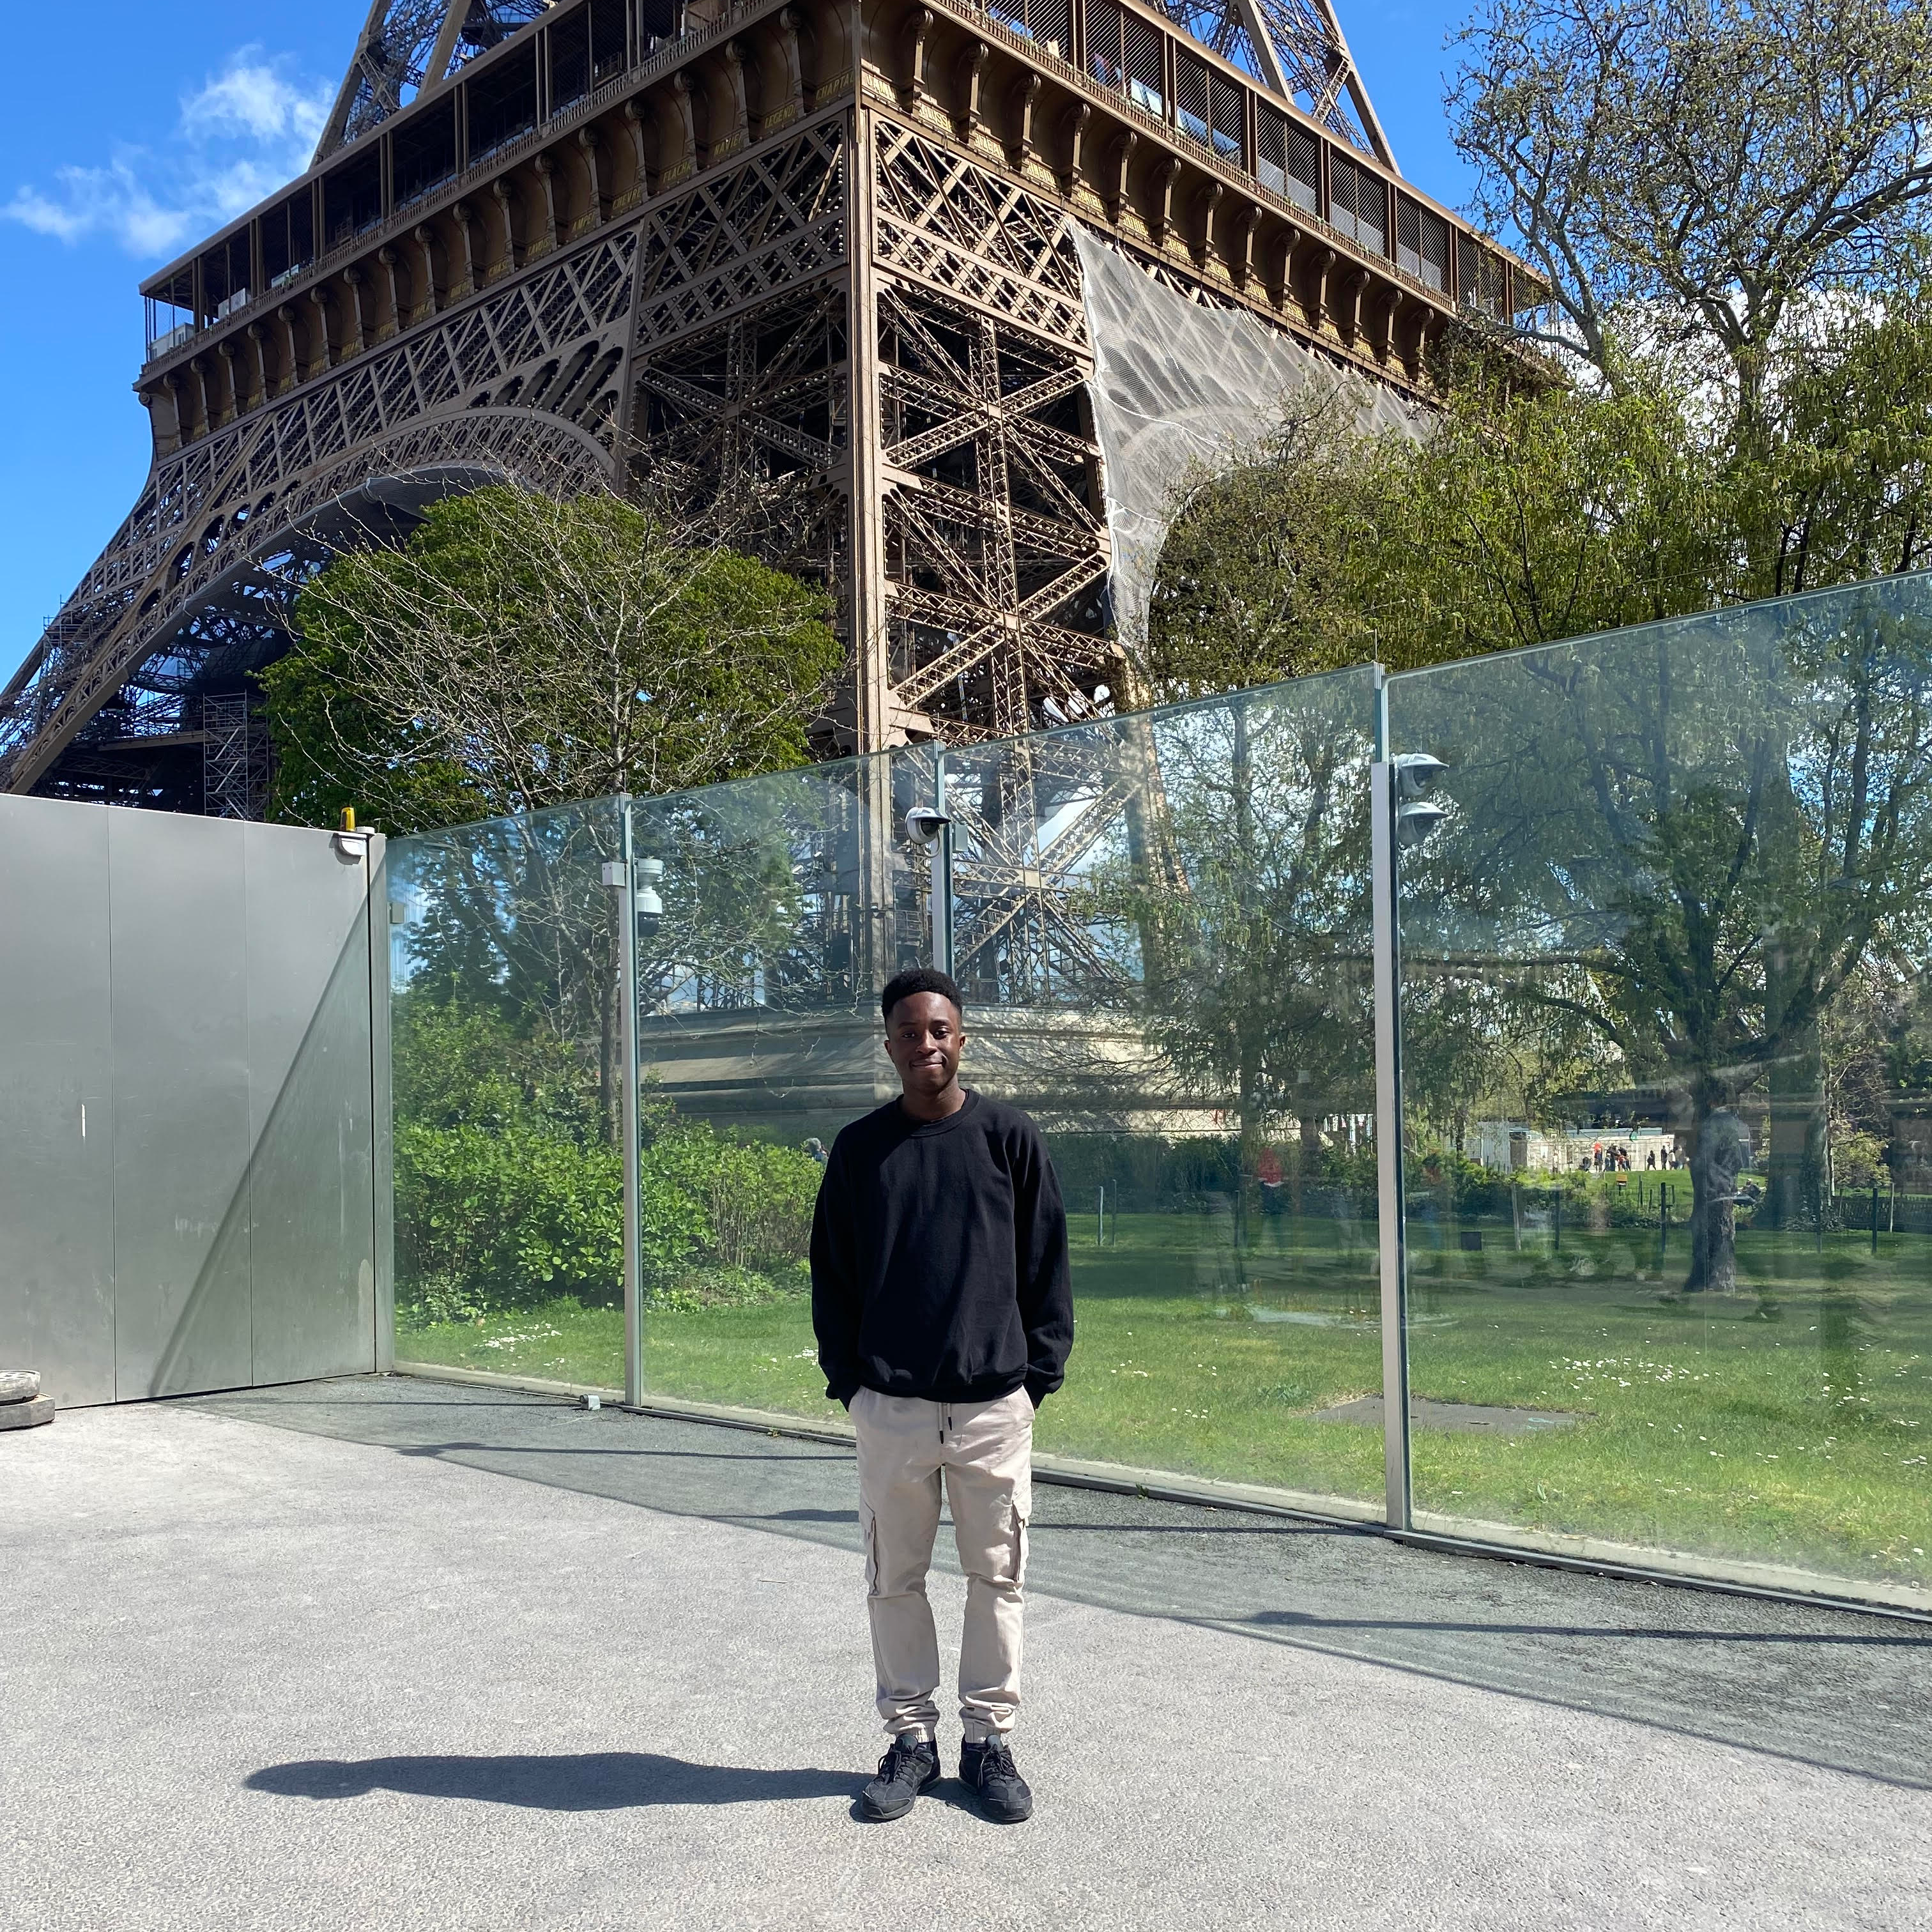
[0,0,1479,676]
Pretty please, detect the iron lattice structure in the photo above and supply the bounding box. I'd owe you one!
[199,693,271,820]
[1,0,1530,990]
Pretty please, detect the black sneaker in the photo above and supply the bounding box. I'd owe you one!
[859,1733,939,1821]
[960,1735,1033,1823]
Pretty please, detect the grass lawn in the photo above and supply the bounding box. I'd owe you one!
[397,1199,1931,1593]
[1402,1208,1931,1588]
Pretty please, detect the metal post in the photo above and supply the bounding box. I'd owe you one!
[932,751,955,976]
[368,833,395,1375]
[1370,751,1413,1533]
[607,801,644,1409]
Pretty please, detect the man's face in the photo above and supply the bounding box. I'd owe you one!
[885,992,966,1098]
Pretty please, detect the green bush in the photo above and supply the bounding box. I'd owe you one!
[395,995,597,1136]
[1407,1147,1512,1216]
[393,998,827,1323]
[397,1120,641,1315]
[643,1125,820,1276]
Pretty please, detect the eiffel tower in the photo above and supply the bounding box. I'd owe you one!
[0,0,1527,961]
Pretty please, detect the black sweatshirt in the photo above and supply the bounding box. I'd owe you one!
[809,1089,1073,1409]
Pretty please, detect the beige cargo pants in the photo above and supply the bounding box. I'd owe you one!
[852,1384,1033,1743]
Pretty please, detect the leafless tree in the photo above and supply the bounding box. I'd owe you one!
[1451,0,1932,440]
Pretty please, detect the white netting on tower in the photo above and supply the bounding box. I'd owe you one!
[1070,223,1428,658]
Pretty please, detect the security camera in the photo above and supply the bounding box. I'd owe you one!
[1397,800,1448,847]
[903,806,951,847]
[1392,752,1448,799]
[634,855,665,935]
[602,856,666,935]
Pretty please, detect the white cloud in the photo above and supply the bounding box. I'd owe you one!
[1,47,333,260]
[4,163,192,256]
[182,57,332,151]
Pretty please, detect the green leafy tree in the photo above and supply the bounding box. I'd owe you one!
[285,484,843,1139]
[1147,372,1738,698]
[261,482,840,834]
[1756,288,1932,593]
[1138,400,1388,696]
[1400,585,1932,1292]
[1092,678,1380,1276]
[1149,281,1932,705]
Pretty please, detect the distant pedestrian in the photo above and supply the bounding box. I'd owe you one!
[810,966,1073,1825]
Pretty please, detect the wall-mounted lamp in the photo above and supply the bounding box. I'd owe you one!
[332,805,371,861]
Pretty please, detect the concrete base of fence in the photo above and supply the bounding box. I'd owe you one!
[1406,1510,1932,1618]
[390,1359,1386,1524]
[392,1360,1930,1620]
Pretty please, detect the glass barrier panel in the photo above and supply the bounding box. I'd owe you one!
[387,795,625,1391]
[942,669,1384,1507]
[622,749,931,1422]
[1390,576,1932,1602]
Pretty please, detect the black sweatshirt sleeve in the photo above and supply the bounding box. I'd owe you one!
[1014,1124,1074,1407]
[809,1142,863,1407]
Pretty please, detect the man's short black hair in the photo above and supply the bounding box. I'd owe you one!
[880,965,964,1023]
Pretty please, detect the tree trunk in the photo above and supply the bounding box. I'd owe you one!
[1234,1052,1262,1288]
[1685,1095,1744,1294]
[1295,1111,1321,1218]
[1229,704,1257,1289]
[1765,930,1826,1231]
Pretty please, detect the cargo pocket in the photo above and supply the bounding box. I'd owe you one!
[861,1503,880,1597]
[1011,1498,1030,1589]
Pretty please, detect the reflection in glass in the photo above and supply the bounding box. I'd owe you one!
[387,797,626,1390]
[381,572,1932,1598]
[386,674,1389,1511]
[604,677,1389,1509]
[1391,577,1932,1594]
[940,671,1384,1503]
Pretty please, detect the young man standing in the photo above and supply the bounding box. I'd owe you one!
[810,967,1073,1825]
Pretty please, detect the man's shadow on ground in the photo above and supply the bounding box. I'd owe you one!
[247,1752,860,1812]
